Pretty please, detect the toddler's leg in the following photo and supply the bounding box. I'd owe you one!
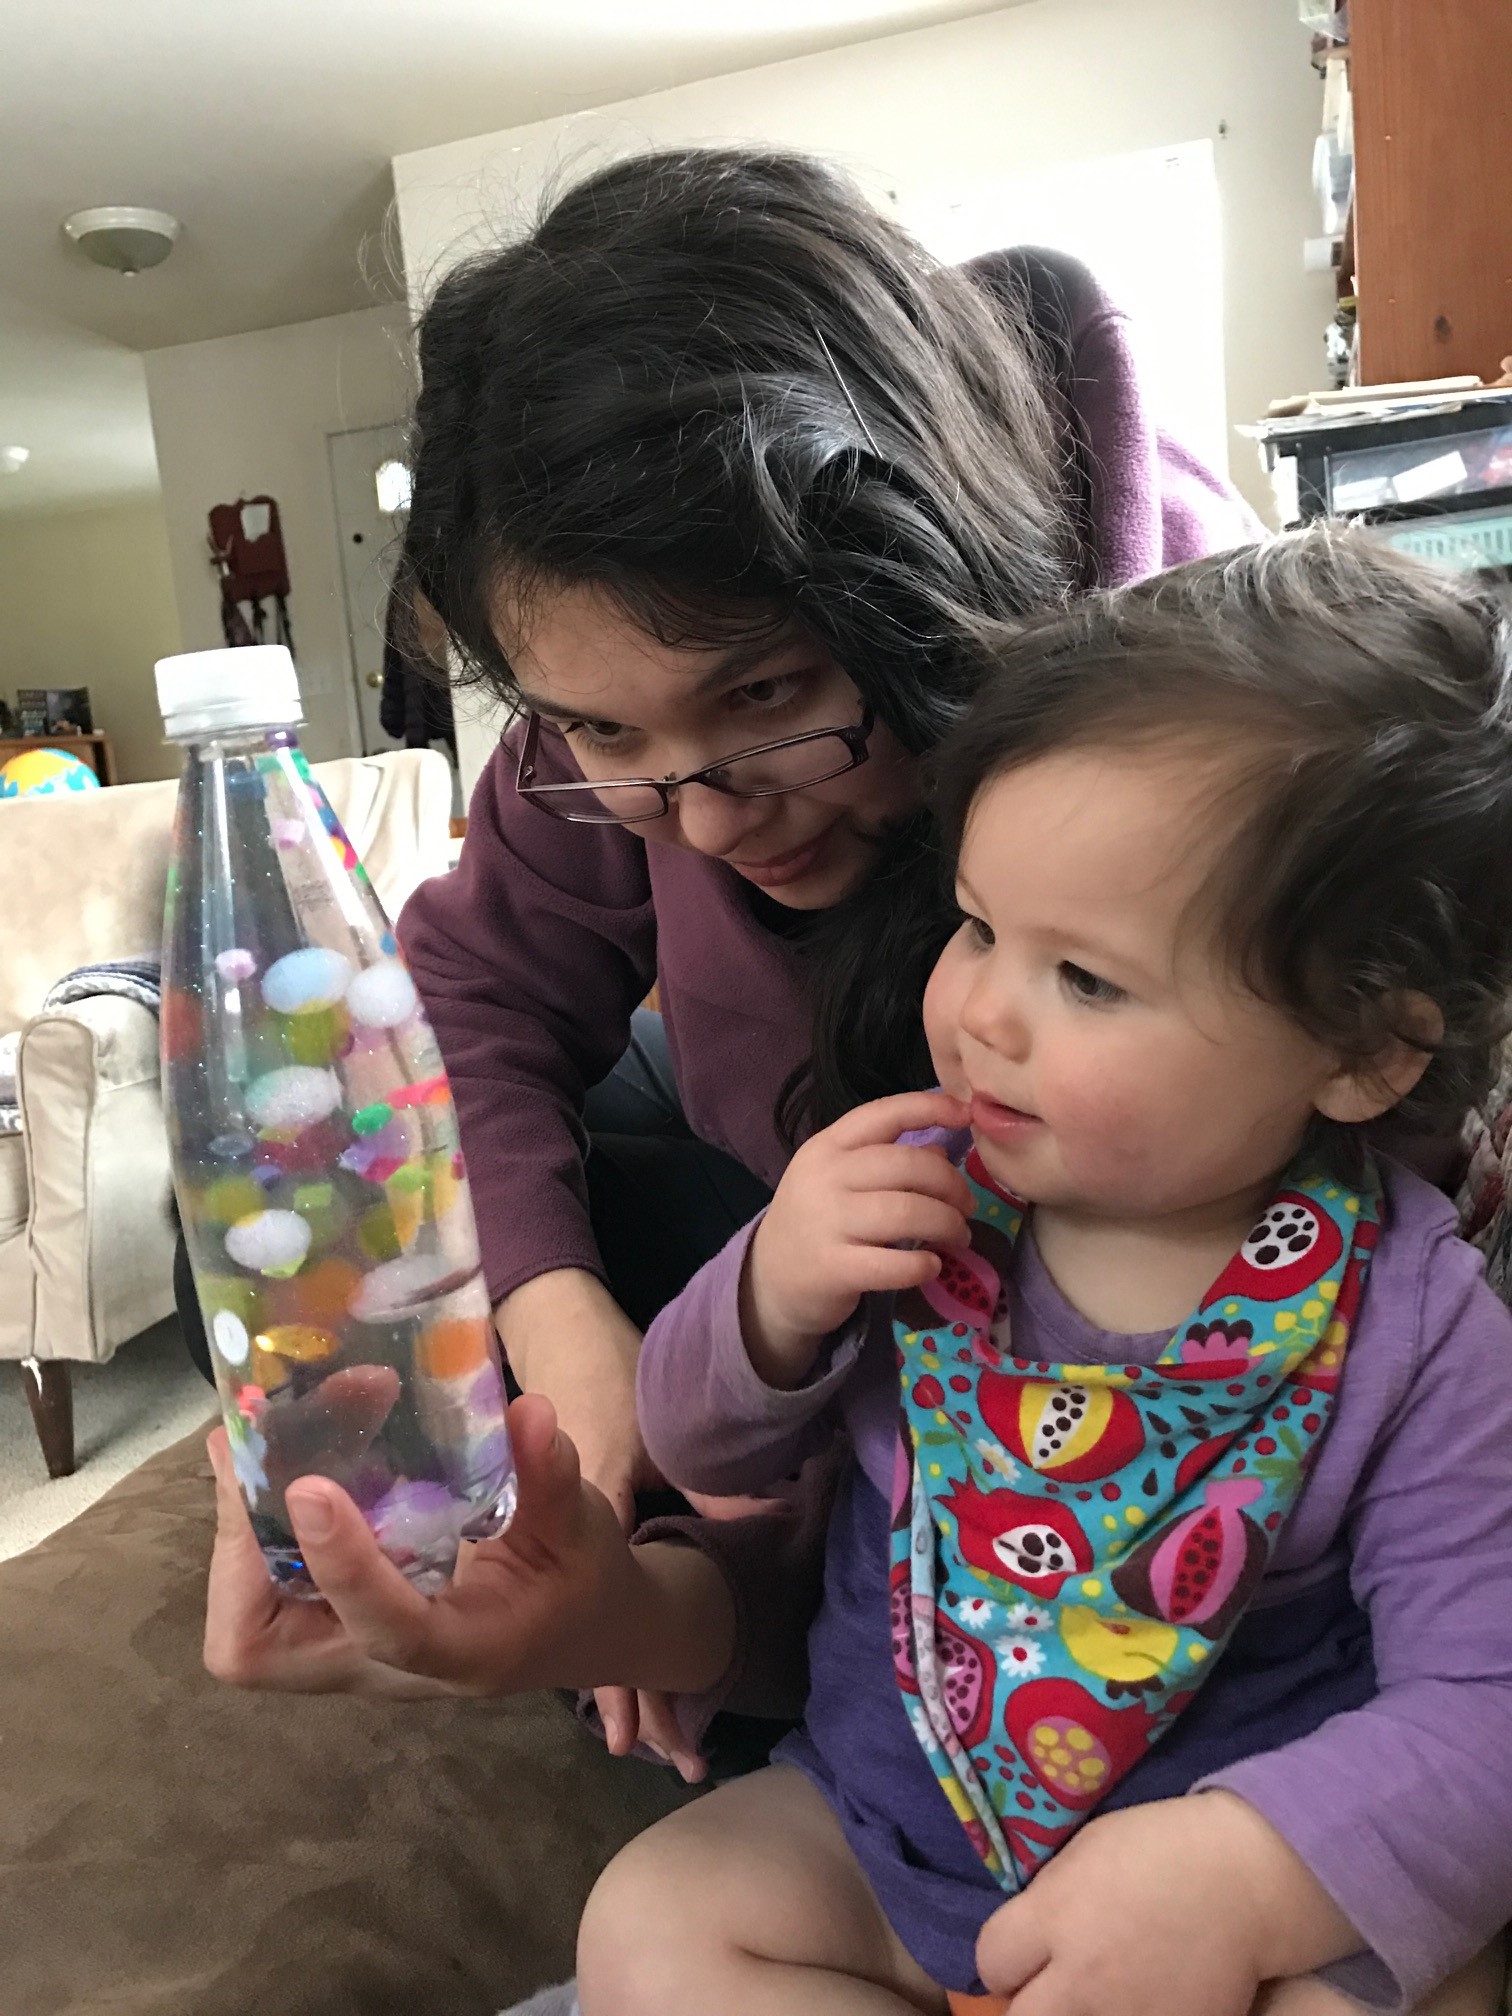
[577,1764,948,2016]
[1256,1942,1504,2016]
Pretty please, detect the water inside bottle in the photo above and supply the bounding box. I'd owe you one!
[164,738,515,1595]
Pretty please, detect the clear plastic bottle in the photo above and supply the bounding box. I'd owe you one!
[157,645,515,1595]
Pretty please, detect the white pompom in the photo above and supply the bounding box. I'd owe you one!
[211,1309,250,1365]
[262,947,354,1015]
[224,1209,312,1276]
[345,960,418,1030]
[245,1065,342,1131]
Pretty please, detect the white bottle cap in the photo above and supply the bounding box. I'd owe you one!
[155,646,304,737]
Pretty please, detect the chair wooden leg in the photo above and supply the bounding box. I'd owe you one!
[20,1358,75,1479]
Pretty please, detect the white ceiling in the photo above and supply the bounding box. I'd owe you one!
[0,0,1016,516]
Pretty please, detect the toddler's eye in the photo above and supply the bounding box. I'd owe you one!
[960,912,994,951]
[1061,962,1124,1006]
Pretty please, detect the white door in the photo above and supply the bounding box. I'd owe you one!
[328,422,410,756]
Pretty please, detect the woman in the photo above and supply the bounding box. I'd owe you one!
[200,145,1252,1731]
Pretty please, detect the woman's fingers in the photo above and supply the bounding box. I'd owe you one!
[636,1689,707,1785]
[283,1474,441,1674]
[203,1427,286,1683]
[490,1393,585,1560]
[596,1684,640,1755]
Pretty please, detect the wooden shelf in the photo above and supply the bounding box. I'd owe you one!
[0,732,116,785]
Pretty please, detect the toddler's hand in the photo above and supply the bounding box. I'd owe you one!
[975,1794,1359,2016]
[741,1089,972,1387]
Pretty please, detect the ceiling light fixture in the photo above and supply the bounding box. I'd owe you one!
[63,206,180,276]
[0,446,30,475]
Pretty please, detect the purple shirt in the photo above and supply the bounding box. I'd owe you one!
[638,1155,1512,2008]
[396,252,1258,1307]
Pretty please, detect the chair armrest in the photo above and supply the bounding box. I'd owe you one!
[17,997,174,1362]
[19,995,161,1099]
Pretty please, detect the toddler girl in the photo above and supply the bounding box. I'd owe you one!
[579,528,1512,2016]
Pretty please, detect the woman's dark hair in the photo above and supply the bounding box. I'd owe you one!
[399,146,1072,738]
[398,146,1086,1139]
[911,524,1512,1150]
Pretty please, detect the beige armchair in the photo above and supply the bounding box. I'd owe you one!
[0,749,454,1478]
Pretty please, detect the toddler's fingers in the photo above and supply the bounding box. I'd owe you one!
[835,1246,949,1297]
[976,1896,1052,1999]
[824,1089,971,1150]
[838,1143,975,1216]
[845,1191,971,1254]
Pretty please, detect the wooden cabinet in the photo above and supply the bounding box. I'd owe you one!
[1350,0,1512,386]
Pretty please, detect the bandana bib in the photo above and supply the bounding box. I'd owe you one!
[890,1147,1381,1890]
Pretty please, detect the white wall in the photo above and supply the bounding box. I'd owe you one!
[394,0,1329,791]
[143,307,414,763]
[0,500,183,784]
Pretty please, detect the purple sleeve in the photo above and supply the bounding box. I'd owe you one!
[637,1218,862,1497]
[1068,306,1258,586]
[1202,1235,1512,2009]
[396,730,656,1306]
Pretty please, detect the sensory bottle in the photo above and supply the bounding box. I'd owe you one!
[157,645,514,1594]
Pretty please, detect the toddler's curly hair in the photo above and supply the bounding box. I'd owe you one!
[937,524,1512,1144]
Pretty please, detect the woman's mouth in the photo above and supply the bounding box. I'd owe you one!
[729,833,826,888]
[969,1093,1045,1143]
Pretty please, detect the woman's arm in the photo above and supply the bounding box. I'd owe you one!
[397,732,658,1511]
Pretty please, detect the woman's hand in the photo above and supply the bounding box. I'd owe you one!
[974,1794,1360,2016]
[495,1268,659,1530]
[206,1393,675,1698]
[741,1089,971,1388]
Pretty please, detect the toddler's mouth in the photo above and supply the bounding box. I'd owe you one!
[969,1092,1044,1142]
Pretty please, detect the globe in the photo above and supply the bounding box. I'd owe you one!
[0,747,102,799]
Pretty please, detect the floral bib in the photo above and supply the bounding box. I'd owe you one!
[890,1147,1381,1890]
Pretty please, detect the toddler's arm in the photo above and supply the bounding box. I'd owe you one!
[1199,1233,1512,2009]
[637,1215,867,1498]
[638,1090,971,1498]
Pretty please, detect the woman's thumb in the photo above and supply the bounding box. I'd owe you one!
[504,1392,583,1536]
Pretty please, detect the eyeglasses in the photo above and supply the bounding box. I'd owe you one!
[515,705,875,824]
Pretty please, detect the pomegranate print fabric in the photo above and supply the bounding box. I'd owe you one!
[890,1146,1381,1890]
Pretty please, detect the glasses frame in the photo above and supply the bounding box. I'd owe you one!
[514,703,875,824]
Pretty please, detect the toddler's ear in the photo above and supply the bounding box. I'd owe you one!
[1314,992,1443,1125]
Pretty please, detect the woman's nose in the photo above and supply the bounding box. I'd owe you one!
[667,781,775,859]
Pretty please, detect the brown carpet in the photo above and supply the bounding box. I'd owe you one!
[1,1430,691,2016]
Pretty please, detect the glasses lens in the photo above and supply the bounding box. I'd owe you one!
[711,733,858,797]
[528,781,667,823]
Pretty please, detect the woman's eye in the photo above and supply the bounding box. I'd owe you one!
[734,673,803,714]
[563,718,629,754]
[1060,962,1124,1006]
